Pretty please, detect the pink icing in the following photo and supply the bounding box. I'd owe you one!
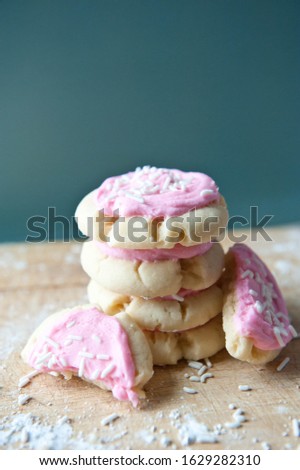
[96,240,213,261]
[94,166,220,217]
[25,306,139,407]
[230,244,293,350]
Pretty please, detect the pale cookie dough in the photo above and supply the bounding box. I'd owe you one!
[88,280,223,332]
[143,315,225,365]
[75,190,228,249]
[21,305,153,406]
[222,244,294,365]
[81,240,224,298]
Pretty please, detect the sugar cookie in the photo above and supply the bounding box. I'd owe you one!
[75,167,228,249]
[88,280,223,332]
[81,240,224,298]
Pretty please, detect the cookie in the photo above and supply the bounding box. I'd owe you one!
[88,280,223,332]
[222,244,295,364]
[75,166,228,249]
[21,305,153,406]
[143,315,225,365]
[81,240,224,298]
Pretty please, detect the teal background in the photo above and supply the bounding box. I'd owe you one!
[1,0,299,242]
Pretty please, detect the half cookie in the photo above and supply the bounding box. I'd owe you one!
[222,243,295,364]
[21,305,153,406]
[88,280,223,332]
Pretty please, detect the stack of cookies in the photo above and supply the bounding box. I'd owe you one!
[76,166,229,365]
[21,166,296,407]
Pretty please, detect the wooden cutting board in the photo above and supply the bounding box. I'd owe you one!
[0,226,300,450]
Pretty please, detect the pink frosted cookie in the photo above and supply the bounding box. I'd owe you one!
[222,244,296,364]
[75,166,228,249]
[21,305,153,407]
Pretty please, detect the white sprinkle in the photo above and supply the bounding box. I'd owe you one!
[188,361,204,370]
[276,357,290,372]
[233,412,246,423]
[68,335,82,341]
[261,442,271,450]
[273,327,285,347]
[183,387,198,394]
[184,373,190,378]
[200,189,214,197]
[124,192,144,203]
[18,377,30,388]
[292,419,300,437]
[171,294,185,302]
[189,375,201,382]
[92,334,101,343]
[162,176,171,191]
[197,365,208,376]
[47,355,57,368]
[59,357,68,367]
[244,258,251,266]
[289,325,298,338]
[96,354,110,360]
[49,371,59,377]
[249,289,258,297]
[204,357,212,368]
[44,336,59,349]
[18,394,31,406]
[228,403,237,410]
[66,320,76,329]
[78,357,85,378]
[91,368,100,380]
[64,339,73,346]
[101,363,115,379]
[238,385,252,391]
[101,413,120,426]
[241,269,254,279]
[200,373,214,383]
[254,301,264,314]
[20,428,29,444]
[79,351,94,359]
[18,370,40,388]
[225,421,242,429]
[35,351,52,365]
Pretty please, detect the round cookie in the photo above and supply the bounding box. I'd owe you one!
[81,240,224,298]
[143,315,225,365]
[88,280,223,332]
[75,166,228,249]
[21,305,153,407]
[222,243,295,365]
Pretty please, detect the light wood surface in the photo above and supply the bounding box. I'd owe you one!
[0,226,300,450]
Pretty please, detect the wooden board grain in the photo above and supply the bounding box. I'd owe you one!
[0,227,300,450]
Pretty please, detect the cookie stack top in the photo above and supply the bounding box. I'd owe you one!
[75,166,229,249]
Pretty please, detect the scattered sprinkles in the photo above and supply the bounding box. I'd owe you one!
[18,394,31,406]
[200,373,214,383]
[188,361,204,370]
[276,357,290,372]
[101,413,120,426]
[292,419,300,438]
[238,385,252,392]
[183,387,198,395]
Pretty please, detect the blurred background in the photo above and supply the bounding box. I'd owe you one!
[1,0,299,242]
